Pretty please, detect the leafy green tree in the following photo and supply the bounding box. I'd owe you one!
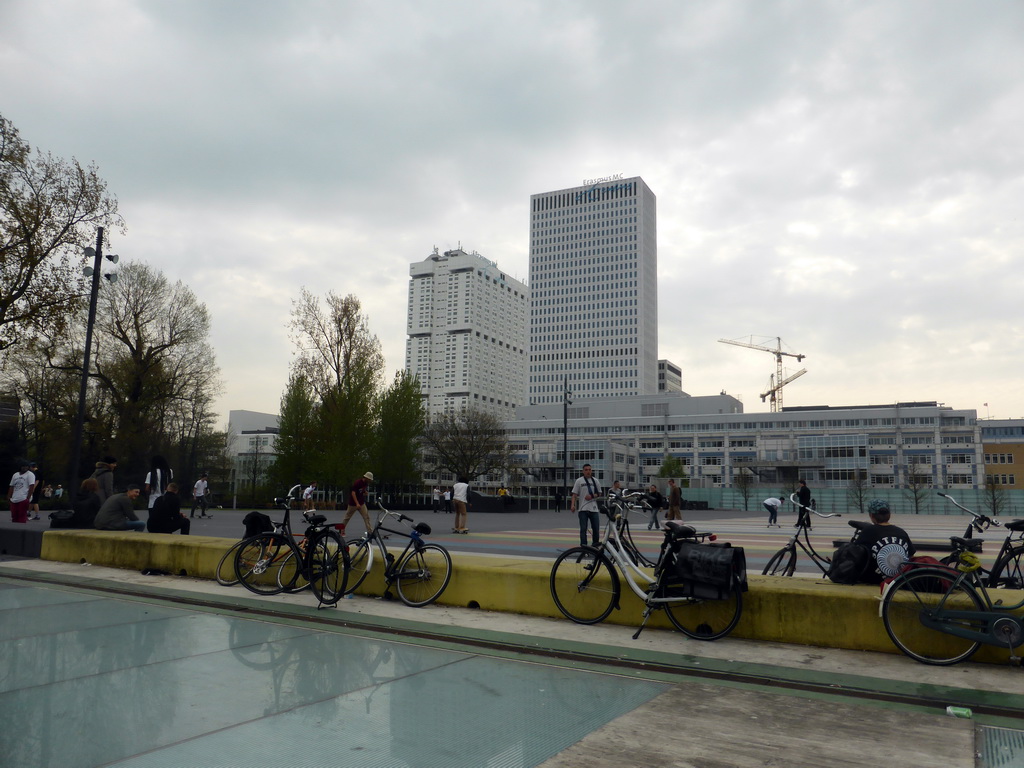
[288,290,383,487]
[421,408,510,482]
[271,371,319,492]
[0,112,121,354]
[370,370,425,494]
[657,455,689,486]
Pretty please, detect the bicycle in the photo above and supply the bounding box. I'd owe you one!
[345,502,452,607]
[936,492,1024,589]
[880,534,1024,666]
[603,491,658,568]
[549,490,746,641]
[216,512,286,587]
[761,493,841,577]
[234,486,350,606]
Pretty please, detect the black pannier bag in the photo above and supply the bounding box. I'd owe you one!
[242,511,273,538]
[660,536,748,600]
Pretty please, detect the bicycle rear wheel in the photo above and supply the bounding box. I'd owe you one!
[216,539,246,586]
[881,568,984,665]
[987,544,1024,589]
[309,529,350,605]
[344,538,373,595]
[395,543,452,607]
[663,580,743,641]
[277,549,310,592]
[235,534,300,596]
[549,546,619,625]
[761,546,796,577]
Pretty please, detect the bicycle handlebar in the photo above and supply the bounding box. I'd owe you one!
[936,492,1001,528]
[789,493,841,519]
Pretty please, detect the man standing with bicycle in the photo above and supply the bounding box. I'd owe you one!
[570,464,602,548]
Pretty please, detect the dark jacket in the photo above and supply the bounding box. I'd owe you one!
[72,489,102,528]
[94,493,140,530]
[90,462,115,503]
[147,490,182,533]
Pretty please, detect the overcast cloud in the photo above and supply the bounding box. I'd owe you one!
[2,0,1022,424]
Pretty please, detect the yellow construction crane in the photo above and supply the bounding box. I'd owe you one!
[718,336,806,412]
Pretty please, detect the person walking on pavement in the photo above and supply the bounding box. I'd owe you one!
[191,473,211,518]
[453,476,470,534]
[763,496,784,527]
[340,471,374,537]
[28,461,43,520]
[570,464,602,548]
[7,461,36,524]
[667,478,682,521]
[645,484,665,530]
[797,479,812,529]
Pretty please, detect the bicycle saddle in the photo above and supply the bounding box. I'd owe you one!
[1006,519,1024,532]
[664,521,696,539]
[414,522,431,535]
[306,514,327,526]
[848,519,871,530]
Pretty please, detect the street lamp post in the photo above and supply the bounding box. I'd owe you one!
[562,376,571,512]
[66,227,117,489]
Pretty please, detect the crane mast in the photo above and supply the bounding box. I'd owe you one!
[718,336,806,412]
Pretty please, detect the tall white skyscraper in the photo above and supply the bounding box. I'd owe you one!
[528,176,658,404]
[406,248,529,419]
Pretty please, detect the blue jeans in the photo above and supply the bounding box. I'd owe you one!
[122,520,147,532]
[763,502,777,525]
[578,508,600,547]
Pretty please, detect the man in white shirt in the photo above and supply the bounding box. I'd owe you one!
[7,462,36,524]
[763,496,784,527]
[191,474,211,518]
[570,464,602,548]
[303,481,317,511]
[452,478,470,534]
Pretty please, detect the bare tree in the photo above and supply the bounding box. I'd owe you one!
[846,469,869,514]
[0,112,121,353]
[421,408,510,482]
[903,469,931,514]
[983,478,1008,517]
[733,468,755,511]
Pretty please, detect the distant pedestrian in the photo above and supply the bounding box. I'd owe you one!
[303,481,318,511]
[7,462,36,524]
[144,455,173,512]
[453,477,470,534]
[645,484,665,530]
[797,479,812,529]
[763,496,784,527]
[667,479,682,521]
[570,464,602,548]
[340,471,374,536]
[443,488,452,514]
[191,473,211,518]
[432,486,441,514]
[90,456,116,503]
[147,482,190,535]
[94,485,146,532]
[28,461,43,520]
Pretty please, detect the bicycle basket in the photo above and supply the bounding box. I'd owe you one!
[662,540,748,597]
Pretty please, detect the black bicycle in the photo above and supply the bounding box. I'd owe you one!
[761,493,841,577]
[234,486,350,606]
[936,492,1024,589]
[345,502,452,607]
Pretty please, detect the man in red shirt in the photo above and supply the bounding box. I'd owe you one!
[339,471,374,536]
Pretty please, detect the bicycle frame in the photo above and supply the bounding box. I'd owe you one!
[357,506,427,584]
[762,494,840,576]
[936,492,1024,576]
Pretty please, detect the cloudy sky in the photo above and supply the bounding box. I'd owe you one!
[3,0,1022,425]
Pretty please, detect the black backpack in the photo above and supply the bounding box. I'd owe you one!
[826,542,870,584]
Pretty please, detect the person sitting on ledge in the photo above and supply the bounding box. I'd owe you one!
[94,485,146,532]
[146,482,190,535]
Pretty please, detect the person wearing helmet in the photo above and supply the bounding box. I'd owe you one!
[855,500,916,584]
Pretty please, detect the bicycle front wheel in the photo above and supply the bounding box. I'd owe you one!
[663,580,743,641]
[395,543,452,607]
[988,544,1024,589]
[881,568,985,665]
[216,539,246,586]
[309,529,350,606]
[761,546,796,577]
[235,534,300,596]
[344,538,374,595]
[277,549,310,593]
[550,546,619,625]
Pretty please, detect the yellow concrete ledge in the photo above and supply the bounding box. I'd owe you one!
[39,530,1021,664]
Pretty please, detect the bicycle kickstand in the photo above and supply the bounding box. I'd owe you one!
[632,606,655,640]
